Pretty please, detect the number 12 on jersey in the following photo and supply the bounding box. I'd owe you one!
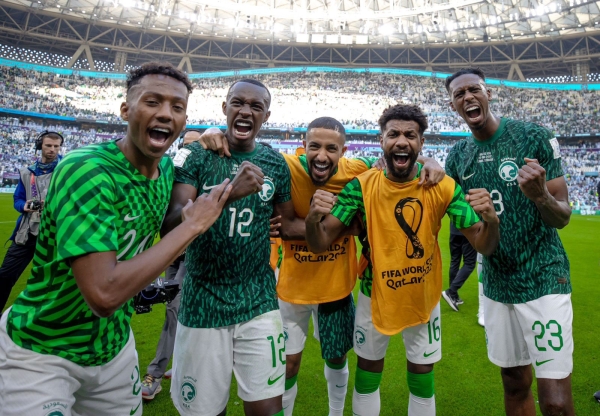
[228,207,254,237]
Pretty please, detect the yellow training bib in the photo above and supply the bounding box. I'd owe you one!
[278,154,368,304]
[358,169,456,335]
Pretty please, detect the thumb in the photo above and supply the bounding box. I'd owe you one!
[524,157,539,164]
[418,171,426,186]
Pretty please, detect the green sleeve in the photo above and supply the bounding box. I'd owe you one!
[274,155,292,205]
[531,125,564,181]
[446,182,480,229]
[354,156,379,169]
[331,178,365,226]
[50,157,119,261]
[445,147,460,183]
[174,143,204,188]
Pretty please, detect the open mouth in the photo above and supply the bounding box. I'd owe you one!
[465,105,482,122]
[311,161,331,181]
[392,152,410,168]
[234,120,253,138]
[148,127,171,146]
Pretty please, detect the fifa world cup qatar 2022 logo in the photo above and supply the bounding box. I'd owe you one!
[394,197,424,259]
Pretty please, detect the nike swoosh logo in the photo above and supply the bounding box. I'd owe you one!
[124,214,140,221]
[535,359,554,366]
[130,399,142,415]
[202,183,218,191]
[268,373,284,385]
[462,172,475,180]
[336,384,347,388]
[423,349,439,358]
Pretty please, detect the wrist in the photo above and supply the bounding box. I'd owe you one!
[534,189,552,206]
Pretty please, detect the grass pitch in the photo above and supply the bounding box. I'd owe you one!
[1,193,599,415]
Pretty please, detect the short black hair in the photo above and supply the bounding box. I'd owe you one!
[227,79,271,106]
[126,62,193,94]
[445,67,486,92]
[307,117,346,141]
[180,129,201,139]
[378,104,428,135]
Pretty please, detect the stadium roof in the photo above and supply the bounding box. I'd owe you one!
[0,0,599,77]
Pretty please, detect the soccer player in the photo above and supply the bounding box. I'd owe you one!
[444,67,574,416]
[197,118,445,416]
[0,62,233,415]
[164,79,296,416]
[304,104,500,416]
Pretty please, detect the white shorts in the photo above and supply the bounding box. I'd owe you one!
[171,310,286,416]
[0,309,142,416]
[279,300,320,355]
[353,292,442,365]
[484,294,573,379]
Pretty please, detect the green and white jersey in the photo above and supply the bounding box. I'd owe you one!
[7,140,174,366]
[445,117,571,304]
[174,142,291,328]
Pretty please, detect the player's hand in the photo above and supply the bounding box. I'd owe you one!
[466,188,499,224]
[517,158,549,203]
[199,127,230,157]
[306,190,337,224]
[373,157,386,171]
[419,157,445,187]
[270,215,281,237]
[230,161,265,199]
[182,178,232,235]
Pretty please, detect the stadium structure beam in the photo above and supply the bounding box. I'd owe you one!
[0,2,598,77]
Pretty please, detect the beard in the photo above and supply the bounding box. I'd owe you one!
[309,160,335,186]
[384,150,419,180]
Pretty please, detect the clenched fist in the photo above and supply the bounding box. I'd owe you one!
[230,160,265,199]
[306,190,337,224]
[466,188,500,224]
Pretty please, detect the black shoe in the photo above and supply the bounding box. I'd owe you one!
[594,391,600,403]
[456,297,464,305]
[442,290,459,312]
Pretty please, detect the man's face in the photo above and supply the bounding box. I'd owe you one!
[380,119,423,181]
[303,127,347,186]
[120,74,188,160]
[222,82,271,146]
[449,73,492,132]
[183,131,201,145]
[40,137,61,163]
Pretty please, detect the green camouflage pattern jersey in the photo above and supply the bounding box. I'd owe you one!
[7,140,174,366]
[174,142,291,328]
[445,117,571,304]
[331,164,479,297]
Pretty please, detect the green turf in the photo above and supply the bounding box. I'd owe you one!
[1,192,599,415]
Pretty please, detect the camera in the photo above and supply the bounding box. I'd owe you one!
[133,278,180,314]
[29,200,42,211]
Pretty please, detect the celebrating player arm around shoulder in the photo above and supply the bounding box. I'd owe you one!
[0,62,233,416]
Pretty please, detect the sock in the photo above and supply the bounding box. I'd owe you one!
[273,411,285,416]
[407,371,435,416]
[324,359,349,416]
[352,367,382,416]
[283,375,298,416]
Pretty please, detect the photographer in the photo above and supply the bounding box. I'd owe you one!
[0,131,62,313]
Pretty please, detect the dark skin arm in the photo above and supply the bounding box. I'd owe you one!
[458,188,501,256]
[305,190,349,253]
[72,181,232,318]
[273,200,306,241]
[517,158,571,229]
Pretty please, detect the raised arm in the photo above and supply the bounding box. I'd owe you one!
[73,180,232,318]
[458,188,500,256]
[273,200,306,241]
[517,158,571,229]
[305,190,349,253]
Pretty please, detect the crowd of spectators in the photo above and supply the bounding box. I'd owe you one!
[1,66,600,136]
[1,118,597,209]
